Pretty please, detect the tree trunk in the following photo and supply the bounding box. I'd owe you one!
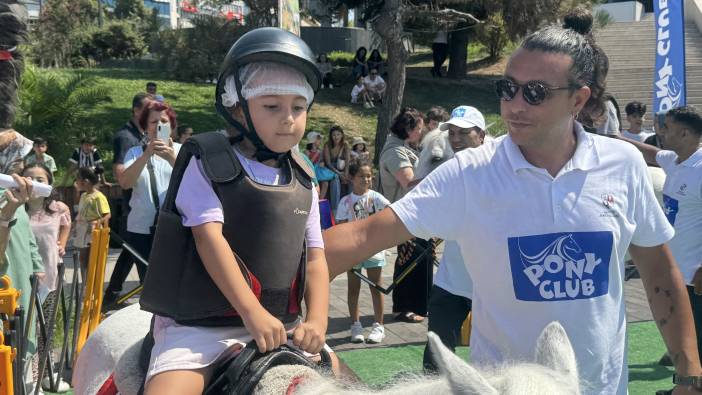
[447,25,469,79]
[372,0,407,166]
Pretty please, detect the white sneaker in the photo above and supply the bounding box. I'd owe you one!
[350,321,365,343]
[364,102,371,109]
[367,322,385,344]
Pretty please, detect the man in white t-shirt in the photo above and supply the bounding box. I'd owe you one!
[363,68,385,102]
[621,106,702,386]
[324,24,702,395]
[419,105,486,372]
[621,101,654,142]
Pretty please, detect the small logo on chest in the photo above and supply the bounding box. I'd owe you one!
[678,183,688,196]
[294,208,309,215]
[599,193,619,218]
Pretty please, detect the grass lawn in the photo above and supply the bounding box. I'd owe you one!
[337,320,672,394]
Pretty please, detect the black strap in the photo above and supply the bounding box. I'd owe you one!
[146,157,160,228]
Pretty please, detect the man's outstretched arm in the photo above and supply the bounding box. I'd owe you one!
[323,207,413,280]
[630,243,702,389]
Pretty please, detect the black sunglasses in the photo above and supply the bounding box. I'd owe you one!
[495,79,579,105]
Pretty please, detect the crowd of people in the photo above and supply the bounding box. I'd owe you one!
[2,3,702,394]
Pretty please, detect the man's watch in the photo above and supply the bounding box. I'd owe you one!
[673,374,702,390]
[0,217,16,229]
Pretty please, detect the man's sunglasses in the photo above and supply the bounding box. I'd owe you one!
[495,79,580,105]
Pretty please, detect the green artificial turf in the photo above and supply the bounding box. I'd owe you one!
[337,321,673,394]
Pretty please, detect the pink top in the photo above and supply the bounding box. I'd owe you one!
[175,150,324,248]
[28,201,71,299]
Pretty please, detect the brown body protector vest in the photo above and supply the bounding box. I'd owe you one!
[140,132,315,326]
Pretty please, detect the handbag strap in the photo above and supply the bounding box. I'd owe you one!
[145,156,160,228]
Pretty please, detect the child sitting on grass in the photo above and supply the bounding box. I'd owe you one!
[351,75,374,109]
[336,161,390,344]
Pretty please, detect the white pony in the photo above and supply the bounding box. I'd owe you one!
[74,303,580,395]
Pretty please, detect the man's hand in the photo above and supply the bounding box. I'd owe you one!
[291,319,326,354]
[692,266,702,295]
[1,174,33,220]
[241,306,287,353]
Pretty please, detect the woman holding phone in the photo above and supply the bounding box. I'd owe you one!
[117,101,180,278]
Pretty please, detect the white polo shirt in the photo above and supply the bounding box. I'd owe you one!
[434,240,473,298]
[391,123,673,395]
[657,148,702,284]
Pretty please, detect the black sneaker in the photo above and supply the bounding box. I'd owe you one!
[102,290,120,311]
[655,389,674,395]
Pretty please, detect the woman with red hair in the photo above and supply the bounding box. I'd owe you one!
[117,101,181,278]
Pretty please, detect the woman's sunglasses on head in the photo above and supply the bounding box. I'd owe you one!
[495,79,581,106]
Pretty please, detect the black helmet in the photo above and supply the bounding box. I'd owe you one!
[215,28,322,161]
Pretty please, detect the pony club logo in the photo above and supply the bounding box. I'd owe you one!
[601,193,614,208]
[507,231,613,302]
[451,107,466,118]
[663,194,679,225]
[678,183,688,196]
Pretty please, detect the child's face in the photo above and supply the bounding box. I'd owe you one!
[356,78,363,86]
[24,167,50,185]
[354,143,365,152]
[34,143,47,155]
[352,166,373,192]
[245,94,308,153]
[81,143,94,153]
[76,178,88,191]
[627,113,644,131]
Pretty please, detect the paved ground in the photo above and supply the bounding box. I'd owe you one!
[76,245,654,353]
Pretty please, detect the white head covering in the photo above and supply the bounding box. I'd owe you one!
[221,61,315,107]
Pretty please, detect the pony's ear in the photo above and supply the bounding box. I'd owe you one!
[534,322,578,382]
[427,332,498,395]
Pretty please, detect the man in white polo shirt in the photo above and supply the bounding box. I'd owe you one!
[323,21,702,395]
[621,106,702,374]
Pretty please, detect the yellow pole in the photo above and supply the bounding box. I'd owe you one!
[88,227,110,333]
[460,311,472,346]
[0,276,19,395]
[76,227,102,356]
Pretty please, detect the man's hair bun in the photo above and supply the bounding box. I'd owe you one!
[562,7,594,36]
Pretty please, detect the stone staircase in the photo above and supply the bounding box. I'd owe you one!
[595,14,702,129]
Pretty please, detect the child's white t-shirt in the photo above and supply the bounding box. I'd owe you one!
[336,190,390,261]
[351,84,364,102]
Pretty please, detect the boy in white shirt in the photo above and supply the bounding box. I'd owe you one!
[351,75,373,109]
[622,101,654,142]
[363,68,386,102]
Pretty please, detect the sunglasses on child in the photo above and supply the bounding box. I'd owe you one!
[494,79,580,105]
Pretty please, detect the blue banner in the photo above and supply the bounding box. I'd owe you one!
[654,0,686,112]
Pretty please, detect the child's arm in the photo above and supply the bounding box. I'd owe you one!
[193,222,287,353]
[292,247,329,354]
[99,212,111,228]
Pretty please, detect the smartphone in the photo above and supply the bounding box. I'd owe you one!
[157,122,171,141]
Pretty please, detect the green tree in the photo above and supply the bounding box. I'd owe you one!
[30,0,99,67]
[13,66,112,161]
[81,21,147,63]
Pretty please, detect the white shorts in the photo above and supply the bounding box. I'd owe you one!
[145,315,333,384]
[73,221,92,249]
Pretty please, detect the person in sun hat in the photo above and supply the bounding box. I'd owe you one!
[350,136,370,163]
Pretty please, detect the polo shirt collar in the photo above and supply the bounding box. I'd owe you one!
[504,121,599,174]
[678,147,702,167]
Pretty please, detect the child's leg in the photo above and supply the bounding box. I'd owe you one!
[366,267,384,324]
[79,247,89,277]
[346,270,362,323]
[144,368,212,395]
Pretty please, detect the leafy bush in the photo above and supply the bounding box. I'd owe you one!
[474,12,510,59]
[151,14,249,81]
[327,51,355,67]
[81,21,147,64]
[13,66,112,161]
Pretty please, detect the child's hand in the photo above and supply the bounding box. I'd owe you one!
[242,307,287,353]
[291,319,326,354]
[57,240,66,257]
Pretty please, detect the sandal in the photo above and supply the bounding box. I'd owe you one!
[395,312,425,323]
